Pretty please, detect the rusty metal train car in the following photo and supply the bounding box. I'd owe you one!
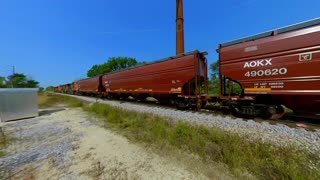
[218,18,320,119]
[56,51,208,110]
[55,85,63,93]
[101,51,208,109]
[74,76,104,96]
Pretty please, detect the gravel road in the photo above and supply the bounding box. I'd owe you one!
[0,106,223,179]
[68,94,320,155]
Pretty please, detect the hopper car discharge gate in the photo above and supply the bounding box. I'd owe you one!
[176,52,209,110]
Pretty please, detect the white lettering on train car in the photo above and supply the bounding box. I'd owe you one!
[299,53,312,61]
[245,68,288,77]
[243,59,272,68]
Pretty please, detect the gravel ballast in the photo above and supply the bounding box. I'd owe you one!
[0,108,83,179]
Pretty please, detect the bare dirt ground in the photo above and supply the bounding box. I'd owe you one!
[0,106,232,179]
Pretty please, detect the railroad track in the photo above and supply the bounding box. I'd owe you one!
[54,92,320,131]
[112,96,320,131]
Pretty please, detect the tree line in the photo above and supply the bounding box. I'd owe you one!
[87,57,147,77]
[0,73,39,88]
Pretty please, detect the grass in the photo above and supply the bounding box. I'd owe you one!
[283,106,293,113]
[85,103,320,180]
[0,127,14,157]
[38,92,84,108]
[0,128,7,157]
[37,92,320,179]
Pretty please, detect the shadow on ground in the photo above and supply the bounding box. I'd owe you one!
[39,108,66,116]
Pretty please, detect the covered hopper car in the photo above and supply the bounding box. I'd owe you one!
[57,51,208,109]
[56,85,63,93]
[218,18,320,119]
[74,76,104,96]
[56,51,208,110]
[101,51,208,109]
[55,18,320,119]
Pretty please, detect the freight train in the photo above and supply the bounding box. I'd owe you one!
[55,18,320,119]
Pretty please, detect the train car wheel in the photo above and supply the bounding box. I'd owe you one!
[201,101,207,108]
[176,98,188,110]
[260,105,284,120]
[107,94,113,100]
[230,104,240,117]
[196,99,202,111]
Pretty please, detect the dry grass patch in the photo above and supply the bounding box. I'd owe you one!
[38,92,85,108]
[0,127,15,158]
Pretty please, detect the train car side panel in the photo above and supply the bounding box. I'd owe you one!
[76,76,102,95]
[219,19,320,117]
[101,51,208,107]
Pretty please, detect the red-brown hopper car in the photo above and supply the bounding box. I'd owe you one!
[101,51,208,109]
[218,18,320,118]
[75,76,104,96]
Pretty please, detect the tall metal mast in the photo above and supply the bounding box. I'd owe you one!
[176,0,185,54]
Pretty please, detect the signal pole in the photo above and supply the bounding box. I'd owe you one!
[9,65,15,88]
[176,0,185,54]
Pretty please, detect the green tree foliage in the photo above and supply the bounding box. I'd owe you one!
[4,73,39,88]
[25,80,39,88]
[87,57,147,77]
[38,87,44,92]
[0,76,6,88]
[87,64,108,78]
[46,86,55,91]
[209,60,242,96]
[208,60,220,96]
[210,60,220,81]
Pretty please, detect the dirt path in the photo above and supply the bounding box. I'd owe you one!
[0,107,213,179]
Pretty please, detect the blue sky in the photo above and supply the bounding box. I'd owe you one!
[0,0,319,87]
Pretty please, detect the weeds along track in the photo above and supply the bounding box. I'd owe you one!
[110,95,320,132]
[54,92,320,132]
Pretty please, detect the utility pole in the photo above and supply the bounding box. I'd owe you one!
[176,0,185,55]
[6,65,15,88]
[11,65,15,88]
[0,65,15,74]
